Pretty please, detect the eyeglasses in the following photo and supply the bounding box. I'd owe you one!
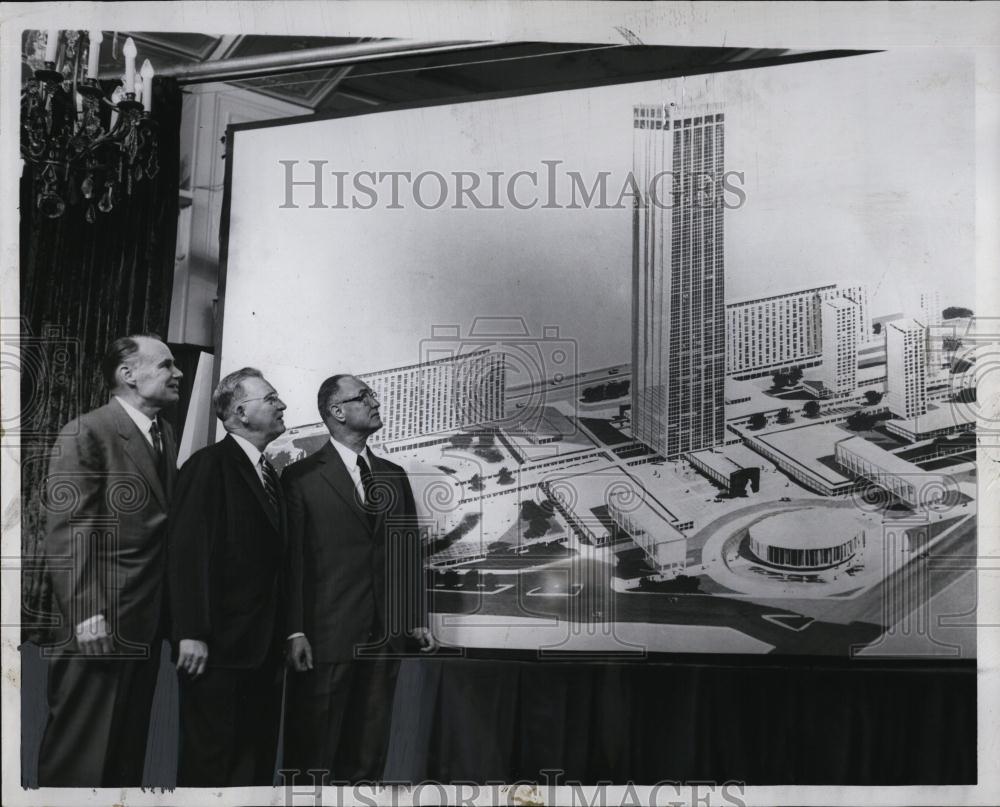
[334,389,379,407]
[236,393,283,407]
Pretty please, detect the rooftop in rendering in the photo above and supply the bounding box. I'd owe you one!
[750,422,856,487]
[687,444,766,478]
[836,435,924,476]
[749,507,868,552]
[889,404,976,435]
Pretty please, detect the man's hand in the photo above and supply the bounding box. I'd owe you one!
[409,626,438,653]
[287,635,313,671]
[176,639,209,678]
[75,614,114,655]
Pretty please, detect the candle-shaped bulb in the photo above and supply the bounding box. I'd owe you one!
[86,30,102,78]
[45,30,60,62]
[123,37,137,94]
[109,86,123,130]
[140,59,154,113]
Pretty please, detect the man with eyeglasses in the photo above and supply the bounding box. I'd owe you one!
[282,373,436,784]
[167,367,288,785]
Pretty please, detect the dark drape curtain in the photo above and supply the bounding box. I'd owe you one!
[421,657,976,785]
[19,76,182,642]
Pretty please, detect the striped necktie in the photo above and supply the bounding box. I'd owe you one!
[259,455,280,516]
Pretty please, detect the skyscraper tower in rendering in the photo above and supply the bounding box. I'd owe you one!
[819,296,859,397]
[631,102,726,459]
[885,318,928,419]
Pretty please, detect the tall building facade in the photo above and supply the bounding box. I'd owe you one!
[631,102,725,459]
[919,290,942,327]
[820,297,858,396]
[885,318,928,418]
[819,284,870,343]
[725,284,836,378]
[362,349,506,446]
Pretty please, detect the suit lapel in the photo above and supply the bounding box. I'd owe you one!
[223,435,280,532]
[316,442,371,532]
[368,454,398,536]
[109,399,167,511]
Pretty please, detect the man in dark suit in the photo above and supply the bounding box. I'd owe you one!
[283,373,436,784]
[167,367,288,786]
[38,334,182,787]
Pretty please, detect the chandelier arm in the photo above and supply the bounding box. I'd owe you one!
[21,30,158,221]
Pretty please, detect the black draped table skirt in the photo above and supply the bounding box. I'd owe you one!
[400,657,976,785]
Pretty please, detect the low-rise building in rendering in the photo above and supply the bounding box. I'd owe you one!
[743,422,857,496]
[608,495,689,576]
[834,435,945,508]
[687,443,764,495]
[884,404,976,441]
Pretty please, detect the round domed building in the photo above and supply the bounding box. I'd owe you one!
[747,508,866,570]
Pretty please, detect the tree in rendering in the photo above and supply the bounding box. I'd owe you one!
[863,390,883,406]
[771,371,791,390]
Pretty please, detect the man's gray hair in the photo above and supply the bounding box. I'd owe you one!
[213,367,264,421]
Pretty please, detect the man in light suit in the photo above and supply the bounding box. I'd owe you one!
[168,367,288,786]
[283,374,436,784]
[38,334,181,787]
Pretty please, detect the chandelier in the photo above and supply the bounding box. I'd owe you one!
[21,30,159,222]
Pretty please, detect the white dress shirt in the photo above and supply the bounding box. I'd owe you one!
[228,431,265,485]
[329,437,375,504]
[114,395,157,447]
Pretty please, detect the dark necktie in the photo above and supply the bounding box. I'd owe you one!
[356,454,377,526]
[259,455,281,517]
[149,420,167,487]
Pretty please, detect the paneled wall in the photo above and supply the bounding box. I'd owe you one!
[168,83,309,347]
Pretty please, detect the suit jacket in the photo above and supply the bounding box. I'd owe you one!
[43,398,177,650]
[283,441,424,663]
[167,434,286,669]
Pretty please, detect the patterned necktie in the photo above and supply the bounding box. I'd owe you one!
[259,455,280,517]
[356,454,377,525]
[149,420,167,486]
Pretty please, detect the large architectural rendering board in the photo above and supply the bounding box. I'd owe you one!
[220,46,978,657]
